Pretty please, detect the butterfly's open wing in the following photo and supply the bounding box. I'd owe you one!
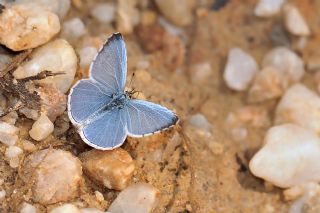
[89,33,127,94]
[68,79,112,125]
[125,99,178,137]
[79,109,127,150]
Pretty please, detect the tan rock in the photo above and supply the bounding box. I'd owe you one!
[21,149,82,204]
[0,3,60,51]
[283,4,310,36]
[29,113,54,141]
[155,0,195,27]
[80,148,135,190]
[248,66,284,103]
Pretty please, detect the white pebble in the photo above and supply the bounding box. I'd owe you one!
[254,0,285,17]
[0,190,6,201]
[78,46,98,68]
[29,114,54,141]
[1,111,18,125]
[91,3,116,23]
[95,191,104,202]
[283,4,310,36]
[0,121,19,146]
[49,204,80,213]
[0,3,60,51]
[20,202,37,213]
[16,0,71,19]
[108,183,159,213]
[224,48,259,91]
[262,47,304,84]
[5,146,23,158]
[188,113,213,134]
[275,84,320,134]
[62,18,87,39]
[13,39,77,93]
[249,124,320,188]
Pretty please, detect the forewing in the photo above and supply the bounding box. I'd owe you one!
[79,109,127,150]
[89,33,127,94]
[125,100,178,137]
[68,79,112,124]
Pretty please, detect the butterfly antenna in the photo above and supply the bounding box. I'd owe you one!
[128,72,135,89]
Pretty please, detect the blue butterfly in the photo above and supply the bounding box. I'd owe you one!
[67,33,178,150]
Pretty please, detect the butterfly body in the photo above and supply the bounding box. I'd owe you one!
[68,33,178,150]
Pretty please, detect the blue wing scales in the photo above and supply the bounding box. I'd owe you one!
[125,100,178,137]
[89,33,127,94]
[68,79,112,124]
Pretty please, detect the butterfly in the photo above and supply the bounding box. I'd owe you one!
[67,33,179,150]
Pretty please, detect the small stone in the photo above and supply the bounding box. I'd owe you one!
[81,208,105,213]
[5,146,23,158]
[29,113,54,141]
[248,66,284,103]
[38,85,67,121]
[80,148,135,190]
[207,142,224,155]
[249,124,320,188]
[21,140,37,152]
[283,4,310,36]
[188,113,213,135]
[16,0,71,19]
[140,10,157,26]
[254,0,285,17]
[19,107,39,120]
[275,84,320,134]
[49,204,80,213]
[155,0,195,27]
[78,46,98,68]
[262,47,305,84]
[0,3,60,51]
[0,121,19,146]
[94,190,104,202]
[108,183,159,213]
[1,111,18,125]
[13,39,77,93]
[62,18,87,39]
[91,3,116,23]
[116,0,139,34]
[20,202,37,213]
[189,62,212,84]
[0,190,6,201]
[21,149,82,204]
[223,48,259,91]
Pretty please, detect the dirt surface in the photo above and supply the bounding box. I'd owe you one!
[2,0,320,212]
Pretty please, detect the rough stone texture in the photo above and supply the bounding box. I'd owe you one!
[0,3,60,51]
[29,113,54,141]
[108,183,159,213]
[275,83,320,134]
[80,149,135,190]
[13,39,77,93]
[250,124,320,188]
[21,149,82,204]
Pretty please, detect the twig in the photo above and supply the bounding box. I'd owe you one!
[0,49,32,78]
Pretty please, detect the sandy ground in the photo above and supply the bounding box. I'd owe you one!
[2,0,320,212]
